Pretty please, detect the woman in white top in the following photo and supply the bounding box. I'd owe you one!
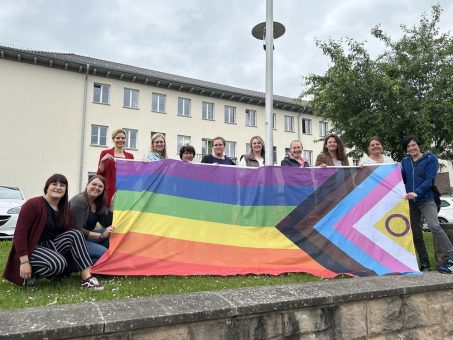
[239,136,265,167]
[362,137,394,165]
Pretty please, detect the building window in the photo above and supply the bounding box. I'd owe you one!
[91,125,107,146]
[178,97,191,117]
[225,141,236,159]
[353,158,360,166]
[152,93,166,113]
[177,135,191,153]
[123,128,138,149]
[224,105,236,124]
[302,119,312,134]
[202,138,213,155]
[303,150,313,166]
[87,172,97,182]
[202,101,214,120]
[123,88,139,109]
[285,147,290,155]
[93,83,110,104]
[319,121,328,137]
[245,109,256,127]
[273,113,277,130]
[151,131,166,139]
[273,146,277,164]
[284,115,294,132]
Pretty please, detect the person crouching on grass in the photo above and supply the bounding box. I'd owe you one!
[3,174,103,290]
[70,175,112,264]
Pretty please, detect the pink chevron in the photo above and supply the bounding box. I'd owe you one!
[333,167,413,272]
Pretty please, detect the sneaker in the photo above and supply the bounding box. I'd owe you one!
[23,278,37,287]
[438,259,453,274]
[80,276,104,290]
[419,263,430,272]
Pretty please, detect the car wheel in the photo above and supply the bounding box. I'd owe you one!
[439,217,448,224]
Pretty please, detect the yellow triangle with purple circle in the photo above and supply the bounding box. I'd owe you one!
[375,199,415,254]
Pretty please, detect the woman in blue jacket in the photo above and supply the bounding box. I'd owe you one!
[401,135,453,273]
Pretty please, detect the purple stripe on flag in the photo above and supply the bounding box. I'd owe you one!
[116,159,338,187]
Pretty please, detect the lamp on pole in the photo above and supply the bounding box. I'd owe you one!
[252,0,285,165]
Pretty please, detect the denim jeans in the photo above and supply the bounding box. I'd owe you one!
[86,226,110,264]
[409,200,453,265]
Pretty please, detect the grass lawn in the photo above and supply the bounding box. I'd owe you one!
[0,233,435,310]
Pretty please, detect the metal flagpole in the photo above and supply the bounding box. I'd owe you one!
[252,2,284,165]
[265,0,274,165]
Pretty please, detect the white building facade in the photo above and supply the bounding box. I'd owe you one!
[1,45,330,198]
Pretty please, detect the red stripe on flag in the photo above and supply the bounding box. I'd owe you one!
[93,232,337,277]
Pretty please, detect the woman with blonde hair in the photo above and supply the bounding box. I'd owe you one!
[281,140,309,168]
[145,133,167,161]
[97,129,134,208]
[239,136,265,167]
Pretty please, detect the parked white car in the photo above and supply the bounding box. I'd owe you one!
[0,186,25,238]
[439,196,453,224]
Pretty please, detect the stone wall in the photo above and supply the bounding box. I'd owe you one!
[1,273,453,339]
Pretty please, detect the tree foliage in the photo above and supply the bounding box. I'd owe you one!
[302,4,453,161]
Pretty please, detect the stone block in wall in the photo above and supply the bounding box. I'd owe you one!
[426,304,444,327]
[428,289,453,305]
[366,325,442,340]
[442,303,453,338]
[398,325,442,340]
[175,313,284,340]
[282,306,334,336]
[301,331,336,340]
[120,324,189,340]
[246,313,284,340]
[367,296,403,335]
[333,301,367,339]
[403,293,429,329]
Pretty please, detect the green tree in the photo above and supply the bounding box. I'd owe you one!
[302,4,453,161]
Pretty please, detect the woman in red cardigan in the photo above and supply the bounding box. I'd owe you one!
[3,174,103,289]
[97,129,134,209]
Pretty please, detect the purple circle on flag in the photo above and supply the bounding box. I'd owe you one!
[385,214,410,237]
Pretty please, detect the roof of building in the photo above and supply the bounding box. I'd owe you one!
[0,44,309,113]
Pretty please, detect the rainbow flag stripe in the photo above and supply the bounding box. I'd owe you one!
[92,160,419,277]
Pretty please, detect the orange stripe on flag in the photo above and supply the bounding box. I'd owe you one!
[93,232,336,277]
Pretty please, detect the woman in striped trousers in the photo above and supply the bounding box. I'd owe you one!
[3,174,103,290]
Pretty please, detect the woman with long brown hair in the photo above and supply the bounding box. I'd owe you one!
[315,134,349,167]
[3,174,103,289]
[70,175,112,264]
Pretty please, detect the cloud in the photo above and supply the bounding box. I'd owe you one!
[1,0,452,98]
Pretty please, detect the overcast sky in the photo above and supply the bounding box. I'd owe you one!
[1,0,452,98]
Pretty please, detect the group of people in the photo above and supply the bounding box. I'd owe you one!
[3,130,452,290]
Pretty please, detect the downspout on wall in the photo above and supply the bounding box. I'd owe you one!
[79,63,90,192]
[297,109,304,141]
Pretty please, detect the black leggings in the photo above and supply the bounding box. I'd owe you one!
[29,229,92,279]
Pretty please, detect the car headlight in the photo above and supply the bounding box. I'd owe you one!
[7,206,21,214]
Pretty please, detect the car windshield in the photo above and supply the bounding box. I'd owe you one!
[0,186,23,200]
[440,199,451,208]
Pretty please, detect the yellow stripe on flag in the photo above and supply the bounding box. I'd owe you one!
[112,210,299,250]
